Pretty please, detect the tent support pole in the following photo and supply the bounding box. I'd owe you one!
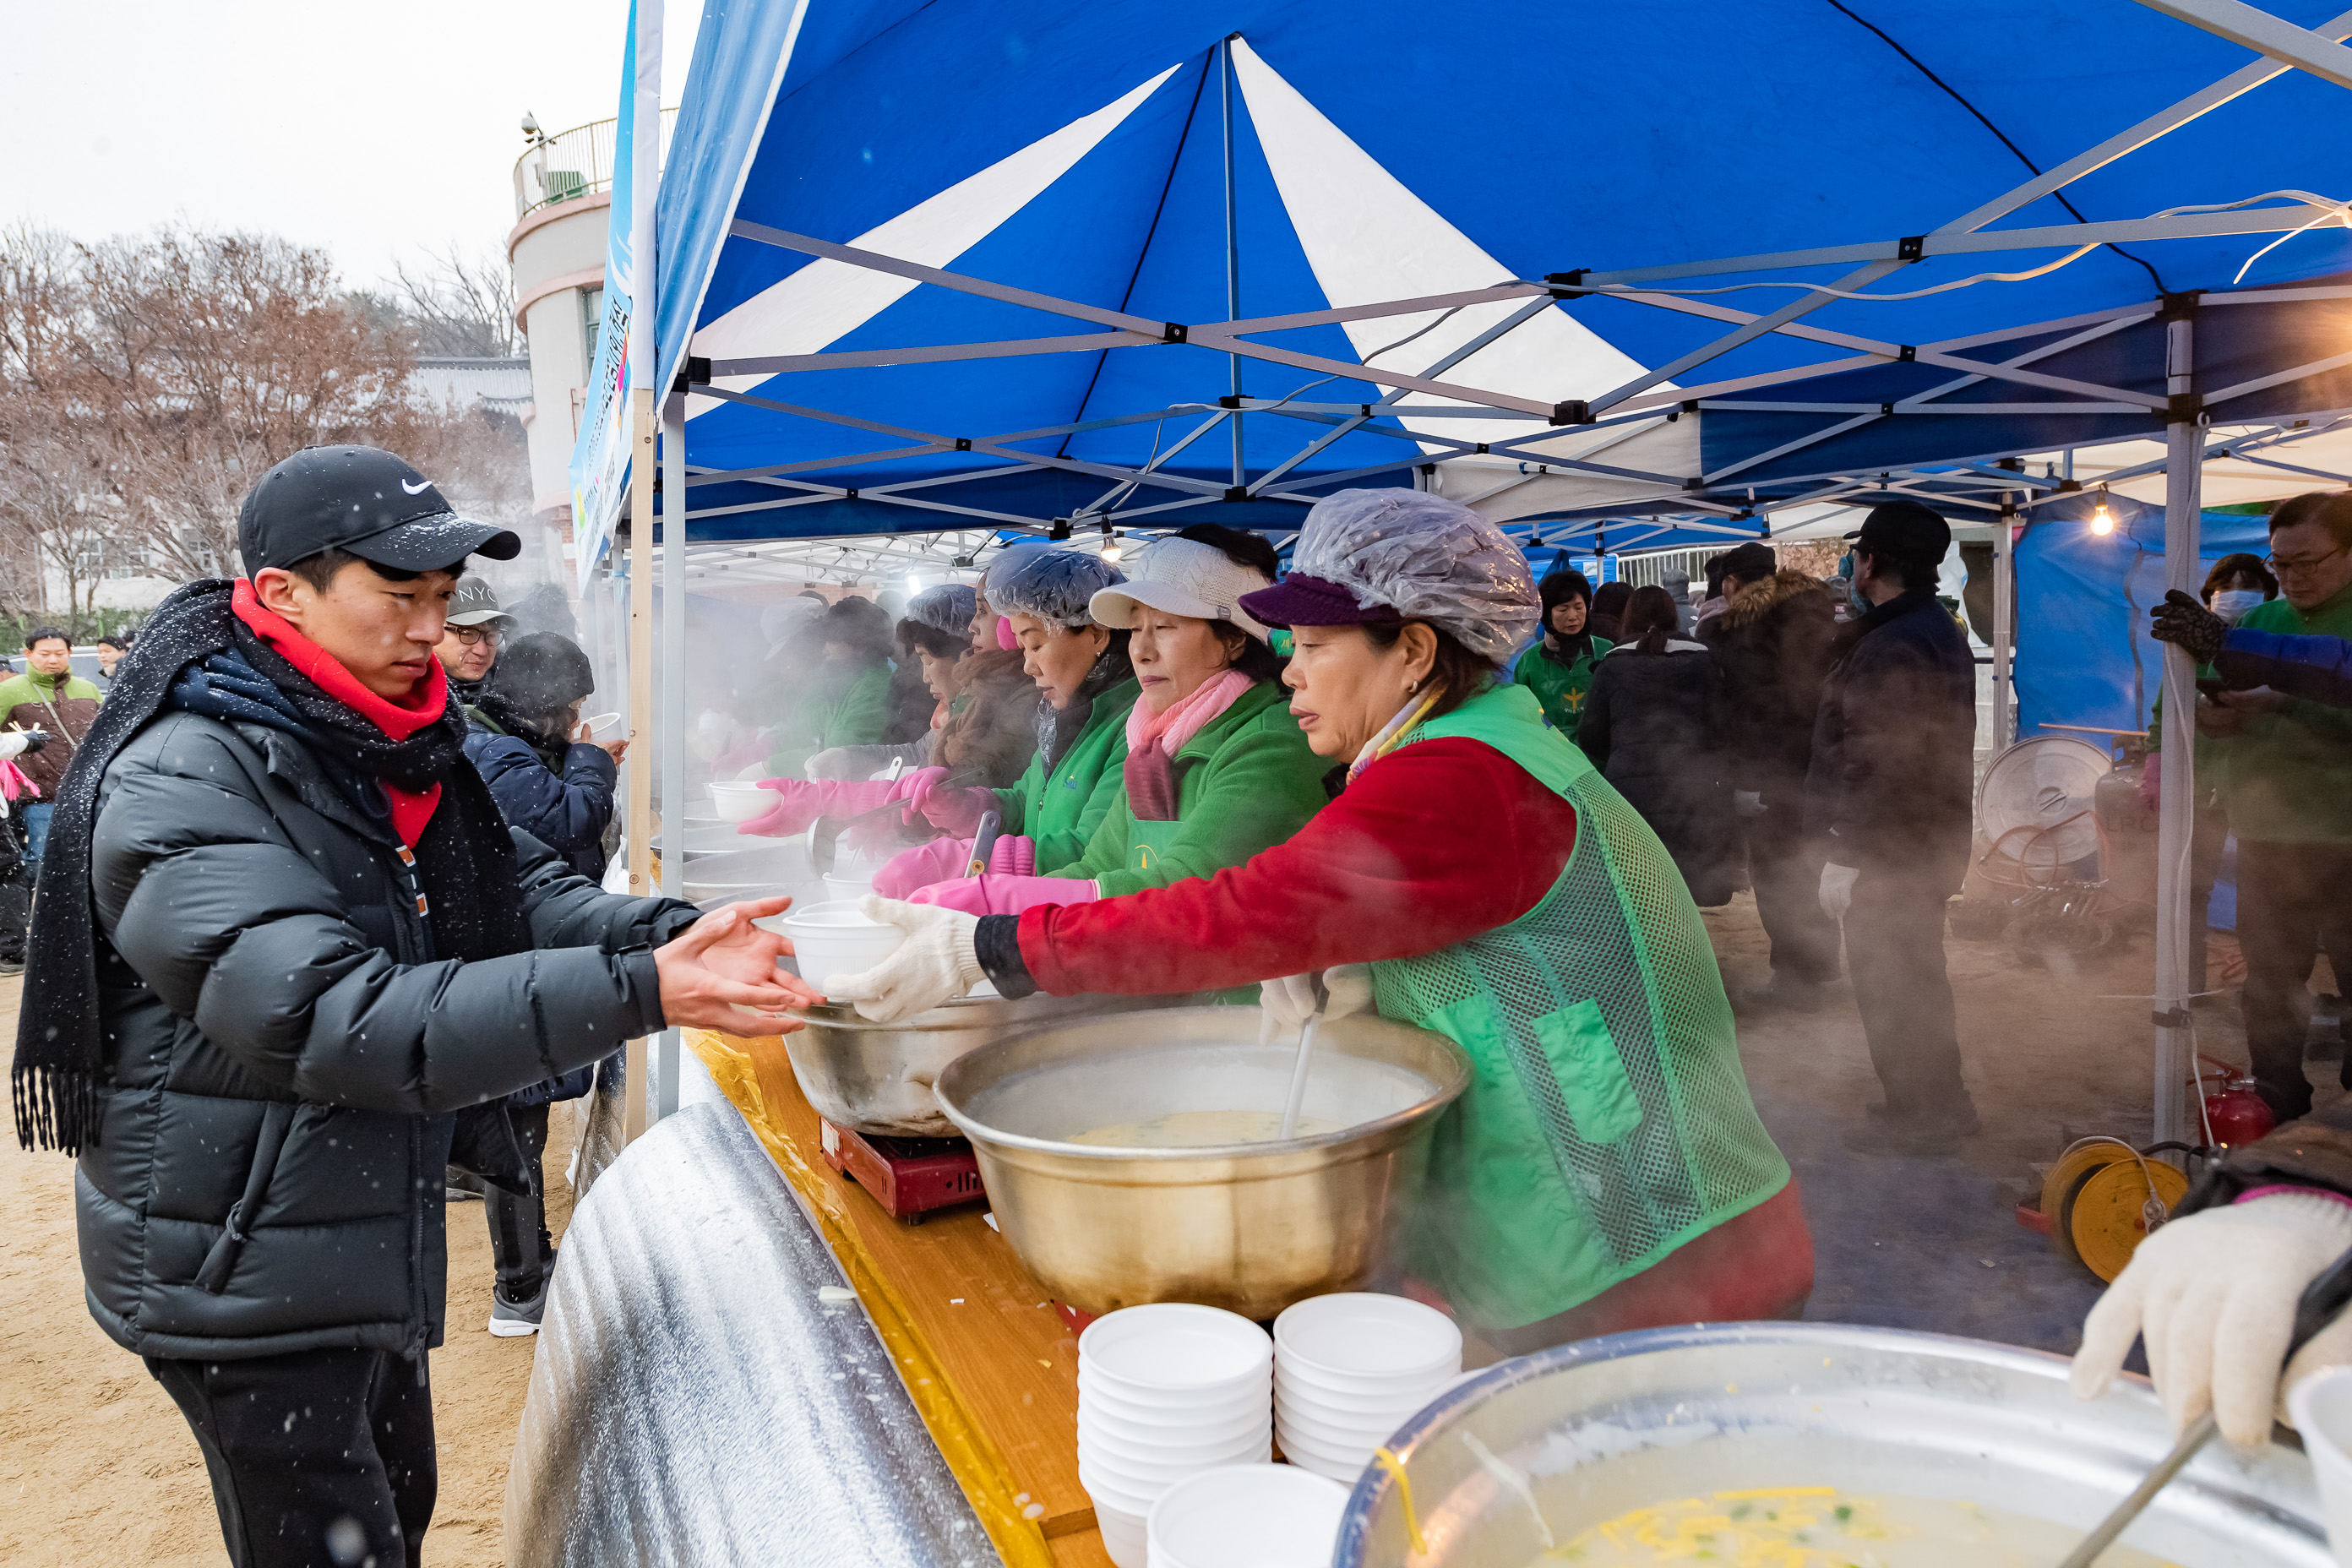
[1221,36,1243,487]
[623,386,656,1143]
[2153,307,2202,1152]
[1993,506,2015,749]
[656,389,688,1122]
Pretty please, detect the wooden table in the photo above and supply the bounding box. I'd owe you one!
[687,1028,1114,1568]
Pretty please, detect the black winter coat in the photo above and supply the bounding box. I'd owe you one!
[1576,640,1738,906]
[1803,590,1977,890]
[1712,570,1838,805]
[79,708,696,1362]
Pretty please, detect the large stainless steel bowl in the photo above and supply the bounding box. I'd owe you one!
[681,843,825,908]
[1333,1321,2326,1567]
[934,1006,1470,1320]
[781,988,1196,1138]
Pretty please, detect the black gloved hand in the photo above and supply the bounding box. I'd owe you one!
[18,730,50,754]
[2150,588,2228,664]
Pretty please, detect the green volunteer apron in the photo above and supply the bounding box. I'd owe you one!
[1368,683,1788,1332]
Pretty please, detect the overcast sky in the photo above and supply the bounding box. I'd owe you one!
[3,0,701,290]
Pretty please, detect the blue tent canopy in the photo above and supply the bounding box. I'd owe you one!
[576,0,2352,571]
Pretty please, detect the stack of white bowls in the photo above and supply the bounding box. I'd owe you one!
[1272,1293,1462,1483]
[1147,1463,1351,1568]
[1076,1304,1274,1568]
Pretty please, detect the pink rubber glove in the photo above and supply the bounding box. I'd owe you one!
[902,768,997,836]
[874,834,1037,896]
[906,874,1098,917]
[738,776,903,838]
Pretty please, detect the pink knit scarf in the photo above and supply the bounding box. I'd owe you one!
[1122,668,1253,820]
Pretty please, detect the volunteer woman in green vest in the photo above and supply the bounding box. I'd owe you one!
[871,546,1141,893]
[889,525,1329,916]
[830,491,1810,1352]
[1513,568,1612,732]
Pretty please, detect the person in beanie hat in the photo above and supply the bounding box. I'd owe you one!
[10,445,816,1568]
[1805,499,1979,1154]
[430,574,513,705]
[1512,569,1612,732]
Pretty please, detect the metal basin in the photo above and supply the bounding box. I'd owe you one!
[1333,1321,2327,1567]
[781,988,1197,1138]
[681,842,824,908]
[934,1007,1470,1320]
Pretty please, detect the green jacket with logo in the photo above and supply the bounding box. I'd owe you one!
[765,663,893,781]
[1054,680,1330,897]
[994,678,1141,871]
[0,667,104,799]
[2219,580,2352,841]
[1511,636,1613,733]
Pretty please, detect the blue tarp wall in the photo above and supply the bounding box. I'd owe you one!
[2015,493,2269,743]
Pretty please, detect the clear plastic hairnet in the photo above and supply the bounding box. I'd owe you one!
[1292,488,1538,665]
[983,543,1127,628]
[904,583,977,637]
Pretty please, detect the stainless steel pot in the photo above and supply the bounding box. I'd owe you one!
[934,1007,1470,1320]
[782,988,1197,1138]
[1333,1321,2327,1567]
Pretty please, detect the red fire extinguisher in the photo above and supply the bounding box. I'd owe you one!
[2196,1055,2275,1149]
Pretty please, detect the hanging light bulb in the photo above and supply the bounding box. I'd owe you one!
[1097,520,1122,563]
[2090,487,2115,536]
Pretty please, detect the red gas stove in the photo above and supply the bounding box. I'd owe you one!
[818,1118,987,1222]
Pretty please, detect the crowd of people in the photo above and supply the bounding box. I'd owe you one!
[13,439,2352,1566]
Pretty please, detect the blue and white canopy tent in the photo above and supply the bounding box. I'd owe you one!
[580,0,2352,1136]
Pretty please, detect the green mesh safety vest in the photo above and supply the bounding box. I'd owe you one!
[1369,683,1789,1332]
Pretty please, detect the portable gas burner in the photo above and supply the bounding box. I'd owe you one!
[818,1118,986,1222]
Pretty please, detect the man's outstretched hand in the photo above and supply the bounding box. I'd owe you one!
[654,896,824,1034]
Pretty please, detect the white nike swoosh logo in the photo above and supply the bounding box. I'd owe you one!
[401,479,431,495]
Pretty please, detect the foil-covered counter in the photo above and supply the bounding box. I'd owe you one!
[504,1099,999,1567]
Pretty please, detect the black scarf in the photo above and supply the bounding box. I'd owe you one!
[469,689,572,775]
[13,579,533,1154]
[1034,642,1134,773]
[1540,630,1595,666]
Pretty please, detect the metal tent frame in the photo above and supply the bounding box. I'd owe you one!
[610,0,2352,1138]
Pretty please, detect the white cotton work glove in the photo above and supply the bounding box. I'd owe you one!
[1734,790,1766,819]
[1817,863,1859,922]
[2072,1191,2352,1447]
[821,896,985,1023]
[1256,965,1375,1044]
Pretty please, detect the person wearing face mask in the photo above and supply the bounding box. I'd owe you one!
[863,548,1141,893]
[896,525,1330,917]
[2139,553,2280,992]
[821,490,1809,1353]
[1512,569,1612,732]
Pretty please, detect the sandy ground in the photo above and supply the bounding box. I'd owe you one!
[0,973,580,1568]
[2,893,2325,1561]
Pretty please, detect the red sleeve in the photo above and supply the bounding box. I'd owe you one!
[1018,738,1576,995]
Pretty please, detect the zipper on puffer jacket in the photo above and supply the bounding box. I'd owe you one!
[409,1114,429,1380]
[194,1102,297,1293]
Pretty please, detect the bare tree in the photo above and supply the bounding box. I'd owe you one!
[390,243,520,358]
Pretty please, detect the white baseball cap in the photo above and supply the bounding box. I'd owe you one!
[1087,537,1275,643]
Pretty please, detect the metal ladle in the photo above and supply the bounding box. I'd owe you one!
[2057,1243,2352,1566]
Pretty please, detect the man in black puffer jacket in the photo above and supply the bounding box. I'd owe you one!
[11,446,816,1568]
[1805,501,1979,1157]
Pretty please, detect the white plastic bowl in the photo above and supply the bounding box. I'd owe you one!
[2289,1366,2352,1567]
[1076,1414,1271,1471]
[1092,1497,1149,1568]
[823,871,876,903]
[1080,1304,1272,1397]
[1273,1293,1462,1384]
[1272,1367,1446,1419]
[1078,1358,1271,1408]
[1147,1463,1352,1568]
[1272,1428,1372,1483]
[1079,1385,1271,1437]
[583,710,623,738]
[1273,1397,1393,1456]
[1079,1444,1274,1510]
[708,780,771,822]
[776,900,905,991]
[1271,1348,1455,1403]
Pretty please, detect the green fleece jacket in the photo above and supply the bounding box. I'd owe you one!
[1512,635,1613,732]
[2218,579,2352,841]
[765,663,893,780]
[995,678,1140,870]
[1054,679,1331,897]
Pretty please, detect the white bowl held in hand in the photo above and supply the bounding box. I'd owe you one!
[582,710,623,738]
[1146,1463,1352,1568]
[773,900,906,993]
[708,780,771,821]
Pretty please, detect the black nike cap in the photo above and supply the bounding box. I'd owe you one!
[237,446,522,577]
